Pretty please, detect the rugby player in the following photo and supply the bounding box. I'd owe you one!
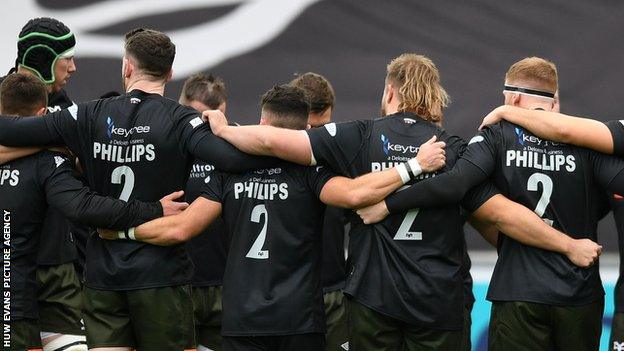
[99,83,445,351]
[179,73,229,351]
[358,57,621,350]
[204,53,599,350]
[0,28,298,350]
[289,72,349,351]
[0,73,186,351]
[0,17,89,351]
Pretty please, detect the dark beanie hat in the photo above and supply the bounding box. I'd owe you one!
[16,17,75,84]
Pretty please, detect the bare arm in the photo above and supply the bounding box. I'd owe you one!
[480,105,613,154]
[468,216,499,247]
[472,194,601,267]
[320,170,403,209]
[0,145,42,164]
[207,110,313,165]
[114,197,222,246]
[320,136,447,208]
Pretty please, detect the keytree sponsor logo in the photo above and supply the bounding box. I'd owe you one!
[380,134,419,156]
[105,117,151,139]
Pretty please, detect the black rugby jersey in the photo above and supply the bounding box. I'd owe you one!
[306,112,495,330]
[0,90,276,289]
[202,163,334,336]
[1,151,160,320]
[321,206,347,293]
[185,161,228,286]
[393,121,622,305]
[607,120,624,157]
[465,122,618,305]
[38,87,78,266]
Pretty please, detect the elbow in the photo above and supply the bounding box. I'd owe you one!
[166,227,191,245]
[345,191,368,209]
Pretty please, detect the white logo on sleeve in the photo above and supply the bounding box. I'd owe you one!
[341,342,349,350]
[619,120,624,127]
[68,103,78,120]
[54,156,66,168]
[468,135,484,145]
[613,341,624,351]
[325,123,337,137]
[190,117,203,129]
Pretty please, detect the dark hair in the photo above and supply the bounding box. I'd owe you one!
[180,73,227,109]
[261,85,310,130]
[0,73,48,116]
[124,28,175,79]
[290,72,334,114]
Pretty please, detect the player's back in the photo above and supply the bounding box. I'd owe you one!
[308,112,479,329]
[478,121,614,304]
[202,162,332,336]
[1,151,65,320]
[72,90,197,289]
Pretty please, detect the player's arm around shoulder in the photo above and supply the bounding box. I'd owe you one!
[471,193,601,268]
[320,135,447,209]
[100,196,220,246]
[481,105,614,154]
[206,109,313,165]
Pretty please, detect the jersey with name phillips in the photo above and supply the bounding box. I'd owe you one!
[0,151,160,320]
[185,161,228,286]
[306,112,496,330]
[0,89,276,289]
[202,163,334,336]
[463,121,618,305]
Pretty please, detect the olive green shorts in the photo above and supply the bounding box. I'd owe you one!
[323,290,349,351]
[83,285,194,350]
[488,300,603,351]
[192,285,223,350]
[6,318,42,351]
[36,263,84,335]
[347,297,462,351]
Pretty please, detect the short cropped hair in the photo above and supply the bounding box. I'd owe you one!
[261,85,310,130]
[0,73,48,116]
[124,28,175,79]
[290,72,334,115]
[386,53,450,123]
[505,57,558,93]
[180,73,227,109]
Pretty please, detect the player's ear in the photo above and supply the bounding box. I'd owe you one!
[306,123,311,130]
[123,57,132,78]
[386,84,394,105]
[35,106,47,116]
[165,69,173,83]
[218,102,227,114]
[259,117,269,126]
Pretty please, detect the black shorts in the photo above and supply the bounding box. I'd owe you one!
[222,333,324,351]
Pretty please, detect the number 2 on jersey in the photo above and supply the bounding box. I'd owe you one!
[394,209,423,240]
[527,172,554,226]
[246,204,269,259]
[111,165,135,201]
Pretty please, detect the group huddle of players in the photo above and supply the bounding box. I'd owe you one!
[2,16,624,351]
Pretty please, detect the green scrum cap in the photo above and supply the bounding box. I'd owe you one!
[16,17,76,84]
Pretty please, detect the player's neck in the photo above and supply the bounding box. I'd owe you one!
[125,77,165,96]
